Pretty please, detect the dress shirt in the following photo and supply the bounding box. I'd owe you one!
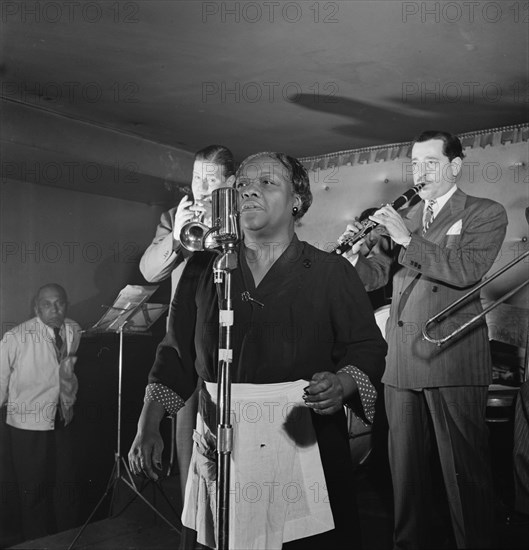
[424,184,457,222]
[0,317,82,430]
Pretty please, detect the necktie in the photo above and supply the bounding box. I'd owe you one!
[53,327,64,357]
[422,200,436,235]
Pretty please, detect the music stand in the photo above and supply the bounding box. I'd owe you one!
[68,285,178,549]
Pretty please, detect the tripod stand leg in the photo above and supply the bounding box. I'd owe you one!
[67,460,119,550]
[111,457,181,533]
[121,456,179,518]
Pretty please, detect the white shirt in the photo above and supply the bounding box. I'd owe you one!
[0,316,82,430]
[424,184,457,221]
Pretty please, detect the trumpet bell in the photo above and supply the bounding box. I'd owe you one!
[179,220,212,252]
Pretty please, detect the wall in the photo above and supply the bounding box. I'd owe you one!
[0,179,169,334]
[0,104,191,541]
[298,127,529,306]
[1,101,195,335]
[2,124,527,332]
[2,101,194,205]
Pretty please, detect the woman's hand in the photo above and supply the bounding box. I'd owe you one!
[128,428,164,481]
[303,371,346,415]
[128,399,166,481]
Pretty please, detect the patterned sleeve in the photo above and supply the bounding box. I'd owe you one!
[144,383,186,416]
[338,365,377,424]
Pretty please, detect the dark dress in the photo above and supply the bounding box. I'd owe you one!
[149,235,387,548]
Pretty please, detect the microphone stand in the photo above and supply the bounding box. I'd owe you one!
[194,186,239,549]
[213,241,238,550]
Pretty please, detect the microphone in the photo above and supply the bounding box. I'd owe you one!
[211,187,240,246]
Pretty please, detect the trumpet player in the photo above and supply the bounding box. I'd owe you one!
[140,145,236,300]
[341,131,508,549]
[137,145,235,514]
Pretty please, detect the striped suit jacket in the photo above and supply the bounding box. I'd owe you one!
[356,188,508,389]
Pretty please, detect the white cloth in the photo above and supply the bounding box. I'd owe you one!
[446,219,463,235]
[182,380,334,550]
[0,317,81,430]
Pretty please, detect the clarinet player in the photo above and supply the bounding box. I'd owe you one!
[341,130,508,549]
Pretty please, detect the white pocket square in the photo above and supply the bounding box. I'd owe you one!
[446,219,462,235]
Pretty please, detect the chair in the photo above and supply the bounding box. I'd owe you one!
[484,302,528,521]
[485,302,529,423]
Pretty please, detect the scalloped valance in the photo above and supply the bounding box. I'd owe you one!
[299,123,529,172]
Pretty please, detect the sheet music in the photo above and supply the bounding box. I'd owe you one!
[124,303,168,332]
[88,285,167,333]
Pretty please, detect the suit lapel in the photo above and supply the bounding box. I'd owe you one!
[395,189,468,317]
[402,201,423,234]
[422,188,467,243]
[396,202,424,293]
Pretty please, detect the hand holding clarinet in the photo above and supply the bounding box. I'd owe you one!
[336,183,425,263]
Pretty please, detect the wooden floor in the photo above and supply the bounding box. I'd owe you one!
[6,464,529,550]
[10,517,180,550]
[8,473,184,550]
[3,413,528,550]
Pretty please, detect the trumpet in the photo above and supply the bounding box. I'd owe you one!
[179,188,240,252]
[179,197,213,252]
[333,182,426,255]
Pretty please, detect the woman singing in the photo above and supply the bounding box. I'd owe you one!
[129,152,387,549]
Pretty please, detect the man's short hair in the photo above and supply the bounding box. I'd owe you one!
[34,283,68,306]
[195,145,236,178]
[412,130,465,161]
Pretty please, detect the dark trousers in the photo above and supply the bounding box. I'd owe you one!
[7,420,79,541]
[385,385,495,550]
[514,381,529,514]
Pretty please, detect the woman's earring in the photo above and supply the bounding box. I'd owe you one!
[292,206,299,216]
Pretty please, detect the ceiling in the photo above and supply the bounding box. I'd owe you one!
[2,0,528,165]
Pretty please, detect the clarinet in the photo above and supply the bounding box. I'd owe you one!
[332,182,425,255]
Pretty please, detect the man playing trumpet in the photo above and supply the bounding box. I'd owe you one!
[342,131,508,549]
[140,145,236,302]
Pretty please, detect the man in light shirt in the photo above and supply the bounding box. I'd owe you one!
[345,131,508,549]
[0,283,81,541]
